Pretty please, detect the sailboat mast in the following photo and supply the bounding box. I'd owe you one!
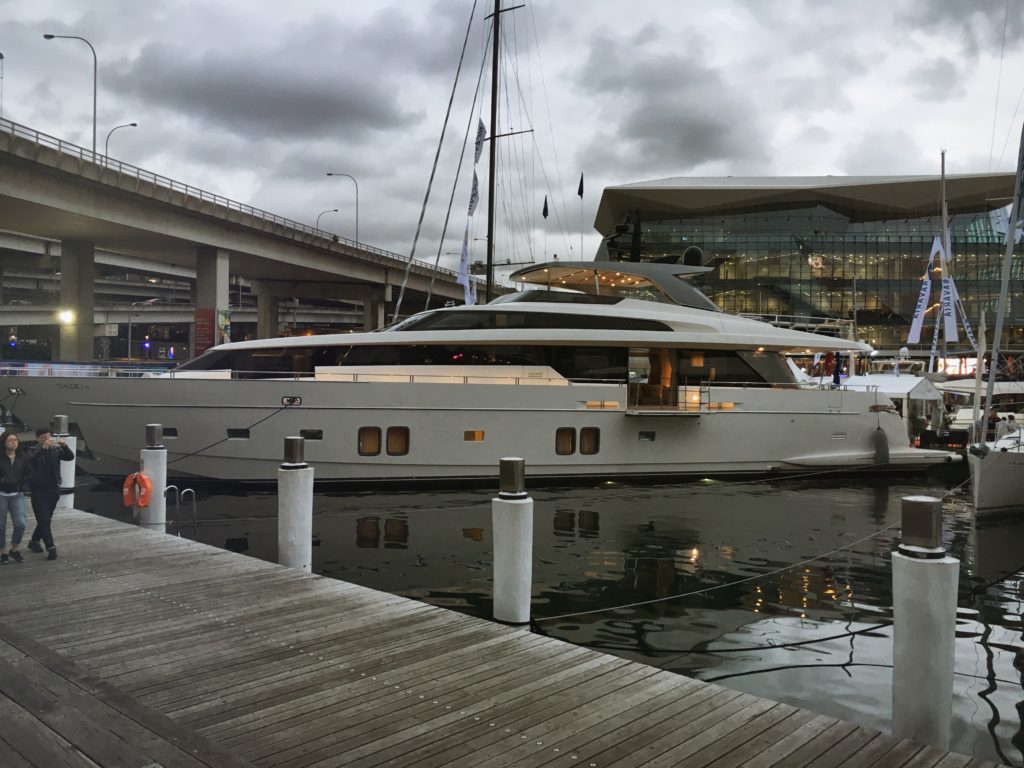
[485,0,500,303]
[941,150,950,367]
[982,123,1024,427]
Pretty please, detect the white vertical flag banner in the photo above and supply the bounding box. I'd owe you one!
[907,236,940,343]
[474,119,487,165]
[456,226,475,306]
[457,226,470,287]
[951,281,978,350]
[939,241,958,342]
[468,171,479,216]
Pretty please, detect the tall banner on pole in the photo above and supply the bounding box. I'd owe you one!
[907,237,940,344]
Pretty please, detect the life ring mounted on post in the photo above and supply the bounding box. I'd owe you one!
[122,472,153,508]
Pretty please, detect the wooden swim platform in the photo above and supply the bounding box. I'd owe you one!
[0,509,1005,767]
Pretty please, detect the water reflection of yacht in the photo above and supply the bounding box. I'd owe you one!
[1,261,957,483]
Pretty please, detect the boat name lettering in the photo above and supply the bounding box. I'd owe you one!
[57,382,89,391]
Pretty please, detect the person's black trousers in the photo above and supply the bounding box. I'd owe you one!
[30,489,59,550]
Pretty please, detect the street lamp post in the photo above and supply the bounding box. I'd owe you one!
[104,121,137,158]
[325,173,359,243]
[315,208,339,230]
[0,52,6,121]
[126,299,153,364]
[43,33,97,155]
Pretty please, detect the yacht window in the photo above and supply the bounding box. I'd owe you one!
[175,345,349,375]
[580,427,600,455]
[227,428,250,439]
[299,429,323,440]
[389,309,671,332]
[338,344,629,380]
[464,430,485,442]
[387,427,410,456]
[555,427,576,455]
[358,427,381,456]
[638,431,656,441]
[676,350,762,385]
[163,427,178,438]
[738,351,796,384]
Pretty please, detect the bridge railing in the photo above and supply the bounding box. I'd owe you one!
[0,117,463,282]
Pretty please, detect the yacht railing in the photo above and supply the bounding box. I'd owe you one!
[0,362,172,378]
[740,313,855,337]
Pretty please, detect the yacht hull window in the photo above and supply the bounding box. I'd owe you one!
[358,427,382,456]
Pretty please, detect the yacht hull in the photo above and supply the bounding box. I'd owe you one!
[1,374,957,484]
[968,442,1024,513]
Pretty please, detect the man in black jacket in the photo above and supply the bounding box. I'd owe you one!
[27,427,74,560]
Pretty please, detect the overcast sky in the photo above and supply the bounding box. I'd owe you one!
[2,0,1023,275]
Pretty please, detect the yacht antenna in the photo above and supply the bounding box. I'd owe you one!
[485,0,500,303]
[982,122,1024,429]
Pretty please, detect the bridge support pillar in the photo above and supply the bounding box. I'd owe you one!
[254,281,282,339]
[194,246,231,355]
[363,287,388,331]
[58,240,95,361]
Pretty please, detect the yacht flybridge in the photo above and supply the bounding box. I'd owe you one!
[0,261,957,484]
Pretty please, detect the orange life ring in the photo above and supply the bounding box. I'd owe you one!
[122,472,153,508]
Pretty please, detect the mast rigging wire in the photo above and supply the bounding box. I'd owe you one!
[423,23,492,310]
[393,1,479,322]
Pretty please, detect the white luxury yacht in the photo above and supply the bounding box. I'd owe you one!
[0,261,958,484]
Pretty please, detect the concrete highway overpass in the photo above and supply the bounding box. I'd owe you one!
[0,118,472,361]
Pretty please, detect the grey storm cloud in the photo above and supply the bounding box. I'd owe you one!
[910,57,965,101]
[105,43,420,141]
[898,0,1024,57]
[841,130,932,175]
[574,28,763,177]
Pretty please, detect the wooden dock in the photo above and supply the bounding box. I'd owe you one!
[0,509,1003,767]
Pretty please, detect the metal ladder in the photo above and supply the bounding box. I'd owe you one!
[164,485,198,538]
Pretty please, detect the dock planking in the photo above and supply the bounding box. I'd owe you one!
[0,510,1007,768]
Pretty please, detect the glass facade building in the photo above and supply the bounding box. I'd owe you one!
[595,177,1024,352]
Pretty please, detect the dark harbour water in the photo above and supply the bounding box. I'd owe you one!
[77,473,1024,766]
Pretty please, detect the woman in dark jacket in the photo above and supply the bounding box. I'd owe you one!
[0,430,31,564]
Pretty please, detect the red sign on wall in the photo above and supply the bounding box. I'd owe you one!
[194,308,216,356]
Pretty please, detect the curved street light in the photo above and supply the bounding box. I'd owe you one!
[325,172,359,244]
[315,208,339,230]
[104,121,137,157]
[43,33,97,154]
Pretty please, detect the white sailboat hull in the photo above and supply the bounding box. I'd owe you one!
[2,374,957,484]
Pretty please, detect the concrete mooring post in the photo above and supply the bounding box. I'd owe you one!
[139,424,167,532]
[52,415,77,510]
[492,457,534,625]
[891,495,959,750]
[278,436,314,573]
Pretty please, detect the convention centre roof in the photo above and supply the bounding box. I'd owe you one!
[594,174,1016,235]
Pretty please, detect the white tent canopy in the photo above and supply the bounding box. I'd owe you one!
[842,374,943,401]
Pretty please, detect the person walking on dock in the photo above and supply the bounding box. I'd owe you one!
[26,427,73,561]
[0,431,31,564]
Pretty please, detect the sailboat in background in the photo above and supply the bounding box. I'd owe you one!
[967,124,1024,514]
